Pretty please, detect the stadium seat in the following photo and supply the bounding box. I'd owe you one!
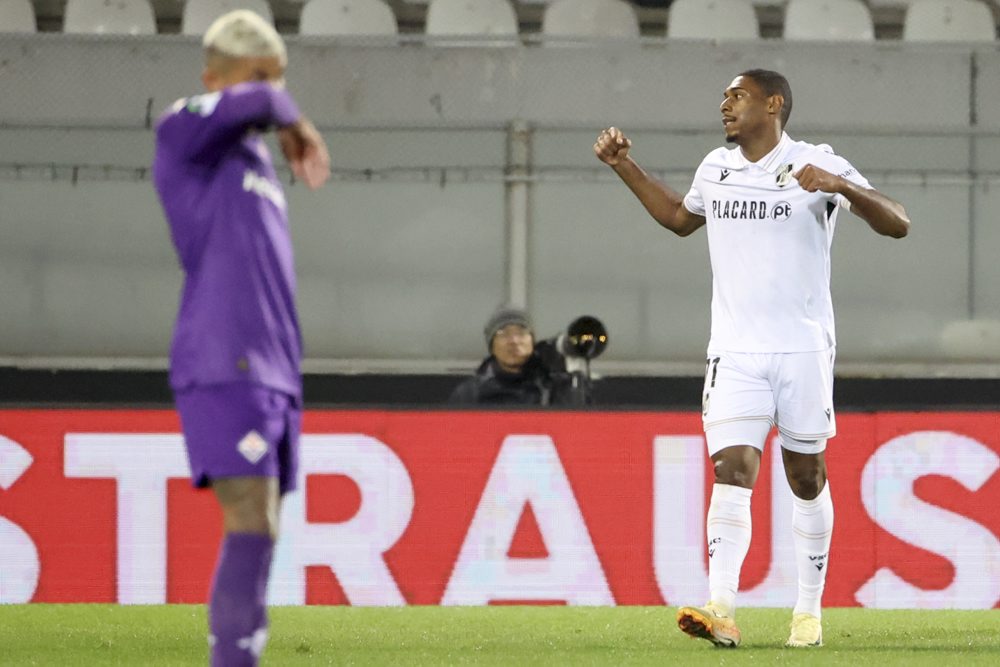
[867,1,919,8]
[784,0,875,41]
[0,0,36,32]
[63,0,156,34]
[903,0,996,42]
[668,0,760,40]
[424,0,519,43]
[541,0,640,40]
[182,0,275,36]
[299,0,398,37]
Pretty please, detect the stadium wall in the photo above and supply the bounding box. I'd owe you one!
[1,37,1000,370]
[1,408,997,608]
[1,367,999,410]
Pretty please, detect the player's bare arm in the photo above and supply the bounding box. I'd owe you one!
[278,117,330,191]
[794,164,910,238]
[594,126,706,237]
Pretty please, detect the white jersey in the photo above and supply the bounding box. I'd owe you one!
[683,133,871,353]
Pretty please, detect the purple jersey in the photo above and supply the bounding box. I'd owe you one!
[153,82,303,398]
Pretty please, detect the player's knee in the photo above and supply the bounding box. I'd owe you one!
[788,476,824,500]
[780,436,827,499]
[213,477,280,538]
[715,466,755,489]
[711,447,760,489]
[225,501,278,538]
[784,464,826,500]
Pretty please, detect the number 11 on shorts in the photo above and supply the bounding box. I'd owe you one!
[703,356,721,416]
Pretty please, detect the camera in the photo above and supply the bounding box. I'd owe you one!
[534,315,608,405]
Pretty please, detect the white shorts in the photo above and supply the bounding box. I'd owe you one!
[701,349,836,455]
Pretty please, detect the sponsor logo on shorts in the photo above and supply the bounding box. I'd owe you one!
[237,430,268,464]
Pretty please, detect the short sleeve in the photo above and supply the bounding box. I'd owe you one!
[683,166,706,216]
[155,83,301,166]
[815,146,871,211]
[835,163,871,210]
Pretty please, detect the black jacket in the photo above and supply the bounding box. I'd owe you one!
[448,354,585,407]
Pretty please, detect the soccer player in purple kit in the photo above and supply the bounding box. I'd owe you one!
[152,10,329,666]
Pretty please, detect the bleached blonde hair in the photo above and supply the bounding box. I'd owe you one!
[203,10,287,66]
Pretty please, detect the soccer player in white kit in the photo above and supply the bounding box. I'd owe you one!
[595,69,910,648]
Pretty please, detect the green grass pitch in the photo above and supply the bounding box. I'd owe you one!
[1,605,998,665]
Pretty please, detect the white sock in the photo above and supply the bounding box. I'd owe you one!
[706,483,753,616]
[791,482,834,619]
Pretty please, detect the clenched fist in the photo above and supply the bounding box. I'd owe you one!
[594,126,632,167]
[793,164,844,195]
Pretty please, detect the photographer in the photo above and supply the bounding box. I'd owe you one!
[449,306,588,407]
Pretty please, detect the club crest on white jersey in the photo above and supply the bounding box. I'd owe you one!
[776,163,795,187]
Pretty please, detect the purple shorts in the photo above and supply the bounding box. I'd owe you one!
[174,383,301,495]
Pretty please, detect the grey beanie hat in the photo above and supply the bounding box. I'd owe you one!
[484,306,533,349]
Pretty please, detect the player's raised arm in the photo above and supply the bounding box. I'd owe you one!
[594,126,705,237]
[156,11,324,172]
[794,164,910,239]
[157,81,302,166]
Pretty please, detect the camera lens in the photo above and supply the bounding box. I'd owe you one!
[566,316,608,359]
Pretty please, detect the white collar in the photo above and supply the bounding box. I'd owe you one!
[731,132,792,173]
